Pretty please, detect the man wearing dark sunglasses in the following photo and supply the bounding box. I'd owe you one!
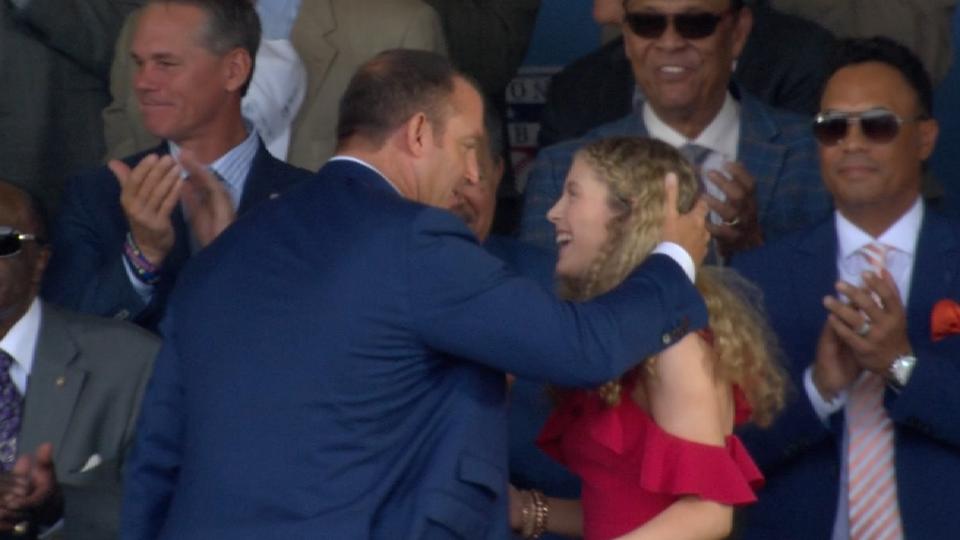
[733,37,960,539]
[0,180,158,539]
[522,0,831,262]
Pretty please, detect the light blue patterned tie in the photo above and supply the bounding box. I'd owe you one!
[679,143,723,265]
[0,349,22,472]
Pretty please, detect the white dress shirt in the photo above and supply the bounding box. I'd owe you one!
[642,92,741,162]
[0,298,40,394]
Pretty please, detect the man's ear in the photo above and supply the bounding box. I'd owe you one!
[918,118,939,161]
[30,246,51,293]
[223,48,253,93]
[730,6,754,61]
[403,112,432,158]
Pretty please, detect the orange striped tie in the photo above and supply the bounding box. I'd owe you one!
[848,243,902,540]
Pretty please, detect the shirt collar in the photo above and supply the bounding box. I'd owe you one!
[835,197,924,259]
[0,298,40,377]
[168,126,260,208]
[642,92,740,160]
[328,156,402,195]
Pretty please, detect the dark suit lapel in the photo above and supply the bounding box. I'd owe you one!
[237,142,301,214]
[795,220,839,328]
[18,305,86,463]
[795,220,844,433]
[737,92,788,220]
[905,211,960,343]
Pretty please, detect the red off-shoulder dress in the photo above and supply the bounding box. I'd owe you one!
[537,371,763,540]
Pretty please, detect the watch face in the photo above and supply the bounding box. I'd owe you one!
[890,356,916,386]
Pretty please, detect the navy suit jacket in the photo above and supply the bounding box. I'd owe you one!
[42,141,312,330]
[484,237,581,540]
[121,159,707,539]
[520,88,832,253]
[731,211,960,539]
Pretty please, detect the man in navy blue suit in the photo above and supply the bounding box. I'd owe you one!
[122,49,712,539]
[41,0,313,330]
[733,37,960,539]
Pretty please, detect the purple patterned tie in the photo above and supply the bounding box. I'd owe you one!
[0,349,22,472]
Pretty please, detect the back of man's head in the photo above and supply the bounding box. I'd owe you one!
[146,0,261,95]
[336,49,459,150]
[825,36,933,118]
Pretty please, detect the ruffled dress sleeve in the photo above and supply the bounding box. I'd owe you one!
[638,414,763,505]
[538,385,763,502]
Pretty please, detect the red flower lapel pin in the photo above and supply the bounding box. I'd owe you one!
[931,299,960,342]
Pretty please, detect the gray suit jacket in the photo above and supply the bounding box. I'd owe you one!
[103,0,447,172]
[18,303,158,540]
[0,0,143,217]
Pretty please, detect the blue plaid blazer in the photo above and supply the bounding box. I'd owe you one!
[519,87,832,252]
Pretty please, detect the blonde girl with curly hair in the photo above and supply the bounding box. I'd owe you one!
[510,137,786,540]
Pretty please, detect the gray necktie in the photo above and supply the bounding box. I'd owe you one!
[678,143,724,265]
[679,143,712,172]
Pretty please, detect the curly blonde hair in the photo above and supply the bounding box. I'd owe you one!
[558,137,786,427]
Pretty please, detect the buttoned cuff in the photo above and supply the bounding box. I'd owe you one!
[804,366,847,425]
[653,242,695,282]
[122,255,156,303]
[39,518,64,539]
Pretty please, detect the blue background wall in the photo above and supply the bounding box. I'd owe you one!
[929,8,960,216]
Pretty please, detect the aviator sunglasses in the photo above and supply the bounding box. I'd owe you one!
[625,10,733,40]
[0,226,41,258]
[812,108,927,146]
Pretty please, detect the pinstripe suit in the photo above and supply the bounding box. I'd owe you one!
[519,87,832,253]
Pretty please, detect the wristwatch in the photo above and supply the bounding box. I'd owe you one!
[888,354,917,387]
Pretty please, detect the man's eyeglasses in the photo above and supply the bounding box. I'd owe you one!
[0,227,41,258]
[624,10,733,40]
[812,108,927,146]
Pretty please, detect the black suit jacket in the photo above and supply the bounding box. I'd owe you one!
[538,1,837,147]
[42,141,314,330]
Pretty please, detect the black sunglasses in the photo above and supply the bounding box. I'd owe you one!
[0,226,41,258]
[812,108,928,146]
[625,10,733,40]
